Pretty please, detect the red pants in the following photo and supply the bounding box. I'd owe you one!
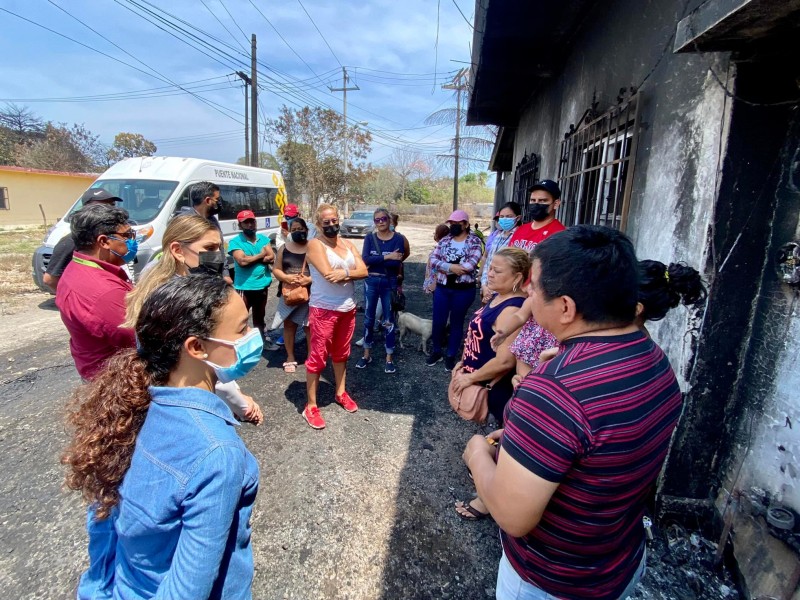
[306,307,356,374]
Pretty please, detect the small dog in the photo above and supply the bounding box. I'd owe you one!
[397,310,433,353]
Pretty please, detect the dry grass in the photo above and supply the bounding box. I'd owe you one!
[0,226,47,301]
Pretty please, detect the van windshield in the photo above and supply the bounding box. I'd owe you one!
[69,180,179,224]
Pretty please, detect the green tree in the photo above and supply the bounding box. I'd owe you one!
[267,105,372,206]
[107,132,157,163]
[404,179,433,205]
[236,152,281,170]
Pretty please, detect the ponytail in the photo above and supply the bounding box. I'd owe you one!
[62,350,154,519]
[639,260,707,322]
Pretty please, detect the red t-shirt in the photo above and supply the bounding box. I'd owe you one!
[507,219,566,253]
[56,251,136,380]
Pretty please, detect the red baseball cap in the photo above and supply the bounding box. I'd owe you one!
[284,204,299,218]
[237,210,256,222]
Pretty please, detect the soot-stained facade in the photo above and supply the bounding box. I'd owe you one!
[469,0,800,594]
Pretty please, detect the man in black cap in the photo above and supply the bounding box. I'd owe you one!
[508,179,566,253]
[43,188,123,291]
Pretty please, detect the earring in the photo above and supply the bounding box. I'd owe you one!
[202,353,208,358]
[513,283,518,293]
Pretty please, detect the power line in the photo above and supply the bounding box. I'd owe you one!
[450,0,474,30]
[199,0,248,53]
[43,1,243,122]
[217,0,251,48]
[246,0,331,89]
[1,6,243,124]
[296,0,342,68]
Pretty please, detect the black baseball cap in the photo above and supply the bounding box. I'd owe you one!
[81,188,123,203]
[529,179,561,200]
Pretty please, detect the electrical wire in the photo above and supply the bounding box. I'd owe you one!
[217,0,251,48]
[199,0,248,53]
[295,0,342,68]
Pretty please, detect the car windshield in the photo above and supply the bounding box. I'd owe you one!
[350,212,373,220]
[68,179,179,224]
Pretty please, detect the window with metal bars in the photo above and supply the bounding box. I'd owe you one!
[0,187,8,210]
[558,93,640,231]
[512,151,539,219]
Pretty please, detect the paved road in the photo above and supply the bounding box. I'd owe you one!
[0,225,503,600]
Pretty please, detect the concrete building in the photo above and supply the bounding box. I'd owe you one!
[468,0,800,597]
[0,165,97,227]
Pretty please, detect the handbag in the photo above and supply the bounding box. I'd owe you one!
[282,256,309,307]
[448,369,503,424]
[391,288,406,312]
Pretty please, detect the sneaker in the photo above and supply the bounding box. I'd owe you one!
[335,391,358,413]
[445,355,457,371]
[262,339,280,352]
[275,335,285,346]
[355,356,372,369]
[384,361,397,374]
[355,337,365,347]
[426,352,443,367]
[302,405,326,429]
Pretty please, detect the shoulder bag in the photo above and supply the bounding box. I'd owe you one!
[281,255,309,307]
[448,369,503,424]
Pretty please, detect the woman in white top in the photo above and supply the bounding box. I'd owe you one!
[302,203,368,429]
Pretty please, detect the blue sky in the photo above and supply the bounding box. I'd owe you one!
[0,0,478,171]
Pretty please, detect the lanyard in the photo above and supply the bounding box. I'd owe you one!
[72,256,103,270]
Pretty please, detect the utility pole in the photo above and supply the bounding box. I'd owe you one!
[442,68,468,211]
[235,71,251,165]
[250,34,258,167]
[329,67,359,204]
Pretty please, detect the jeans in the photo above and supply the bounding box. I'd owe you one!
[495,549,647,600]
[432,285,476,357]
[363,274,396,354]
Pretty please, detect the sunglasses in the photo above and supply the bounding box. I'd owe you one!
[322,218,339,225]
[374,216,389,224]
[107,229,136,240]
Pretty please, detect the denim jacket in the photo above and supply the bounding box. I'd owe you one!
[78,386,260,600]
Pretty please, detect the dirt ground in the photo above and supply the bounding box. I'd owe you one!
[0,222,742,599]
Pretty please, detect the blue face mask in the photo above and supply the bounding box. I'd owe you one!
[497,217,517,231]
[110,238,139,262]
[204,329,263,383]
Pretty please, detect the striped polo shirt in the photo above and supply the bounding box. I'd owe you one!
[501,330,683,600]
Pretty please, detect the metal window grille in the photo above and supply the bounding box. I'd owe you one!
[512,152,539,219]
[558,93,640,230]
[0,187,8,210]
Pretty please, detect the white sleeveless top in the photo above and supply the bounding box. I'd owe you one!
[309,244,356,311]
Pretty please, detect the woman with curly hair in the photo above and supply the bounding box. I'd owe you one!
[63,274,261,599]
[125,214,263,425]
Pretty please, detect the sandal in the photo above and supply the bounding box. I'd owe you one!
[455,498,490,521]
[283,361,298,373]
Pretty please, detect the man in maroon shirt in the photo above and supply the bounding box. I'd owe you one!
[56,203,136,380]
[470,226,683,600]
[507,179,566,253]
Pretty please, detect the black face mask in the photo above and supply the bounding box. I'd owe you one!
[241,227,257,238]
[322,224,340,238]
[189,250,226,276]
[208,199,223,217]
[529,203,552,222]
[449,223,464,237]
[291,231,308,244]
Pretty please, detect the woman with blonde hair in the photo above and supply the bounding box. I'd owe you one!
[125,214,263,424]
[302,203,368,429]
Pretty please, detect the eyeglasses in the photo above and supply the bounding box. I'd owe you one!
[322,218,339,225]
[374,216,389,224]
[108,229,135,240]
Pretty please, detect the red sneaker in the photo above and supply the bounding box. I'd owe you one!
[335,391,358,413]
[303,405,326,429]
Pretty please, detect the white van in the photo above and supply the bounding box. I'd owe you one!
[32,156,287,290]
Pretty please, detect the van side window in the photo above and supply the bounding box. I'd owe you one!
[217,185,278,220]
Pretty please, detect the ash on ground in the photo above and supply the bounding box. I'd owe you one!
[634,523,739,600]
